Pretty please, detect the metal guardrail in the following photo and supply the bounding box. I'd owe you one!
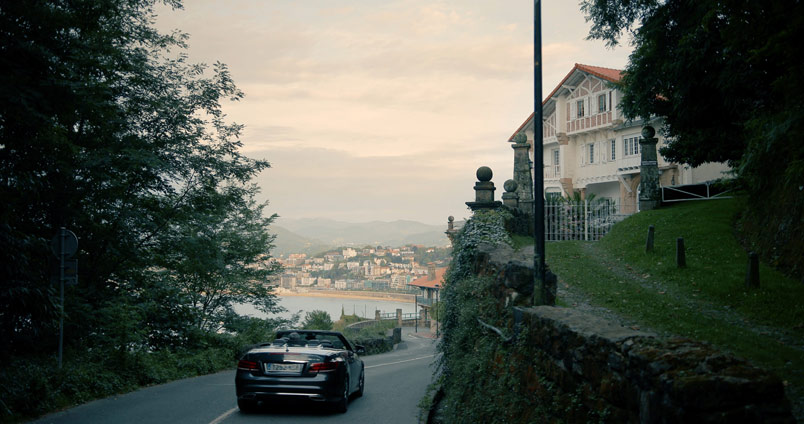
[377,312,418,320]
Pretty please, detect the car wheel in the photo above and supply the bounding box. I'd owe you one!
[238,399,258,414]
[354,368,364,398]
[333,376,349,413]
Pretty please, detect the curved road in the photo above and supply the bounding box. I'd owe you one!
[33,328,438,424]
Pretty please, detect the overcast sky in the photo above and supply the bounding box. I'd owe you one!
[155,0,631,226]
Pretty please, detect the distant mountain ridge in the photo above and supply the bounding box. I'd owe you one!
[270,218,449,256]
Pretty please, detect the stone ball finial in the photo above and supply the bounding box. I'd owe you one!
[642,125,656,139]
[504,179,518,192]
[448,216,454,222]
[513,133,527,144]
[476,166,493,182]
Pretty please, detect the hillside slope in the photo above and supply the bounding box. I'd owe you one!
[546,198,804,419]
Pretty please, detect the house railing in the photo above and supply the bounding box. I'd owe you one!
[415,296,434,307]
[544,165,561,179]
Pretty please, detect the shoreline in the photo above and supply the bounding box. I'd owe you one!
[275,289,415,304]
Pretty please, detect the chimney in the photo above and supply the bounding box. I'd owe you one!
[428,264,436,281]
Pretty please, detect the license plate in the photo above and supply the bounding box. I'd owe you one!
[264,363,302,373]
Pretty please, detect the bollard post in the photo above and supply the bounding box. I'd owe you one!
[646,225,655,252]
[746,252,760,288]
[676,237,686,268]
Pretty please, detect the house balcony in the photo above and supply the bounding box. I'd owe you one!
[616,156,642,174]
[567,111,616,135]
[544,165,561,180]
[416,296,433,307]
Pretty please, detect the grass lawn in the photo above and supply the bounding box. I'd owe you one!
[541,197,804,414]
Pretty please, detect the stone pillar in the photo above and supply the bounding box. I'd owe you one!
[396,308,403,327]
[511,133,534,215]
[502,179,520,209]
[466,166,502,211]
[638,126,661,211]
[445,216,458,245]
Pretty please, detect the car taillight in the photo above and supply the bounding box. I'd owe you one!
[309,361,340,373]
[237,360,259,371]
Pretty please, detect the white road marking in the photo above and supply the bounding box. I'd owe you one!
[365,354,436,369]
[208,407,238,424]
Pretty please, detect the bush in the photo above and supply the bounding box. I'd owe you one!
[301,310,333,330]
[341,320,397,355]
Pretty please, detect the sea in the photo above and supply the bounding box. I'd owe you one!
[234,295,417,322]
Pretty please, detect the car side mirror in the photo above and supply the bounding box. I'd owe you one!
[355,345,366,355]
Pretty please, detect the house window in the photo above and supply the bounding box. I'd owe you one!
[610,139,616,160]
[598,94,607,113]
[576,99,585,118]
[588,143,595,164]
[623,136,641,156]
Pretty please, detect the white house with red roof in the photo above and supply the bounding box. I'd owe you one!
[408,264,446,326]
[510,63,729,213]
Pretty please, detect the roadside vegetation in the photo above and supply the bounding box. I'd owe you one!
[0,1,291,422]
[334,310,398,355]
[0,315,290,422]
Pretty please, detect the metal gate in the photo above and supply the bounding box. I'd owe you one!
[544,200,629,241]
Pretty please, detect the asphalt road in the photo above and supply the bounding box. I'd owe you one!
[32,328,438,424]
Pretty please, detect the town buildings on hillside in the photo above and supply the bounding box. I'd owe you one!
[273,245,450,294]
[510,63,729,213]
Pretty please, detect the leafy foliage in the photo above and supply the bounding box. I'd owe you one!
[301,310,334,331]
[431,209,544,422]
[0,0,284,405]
[581,0,804,278]
[0,322,285,421]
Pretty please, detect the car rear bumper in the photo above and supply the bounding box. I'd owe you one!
[236,372,343,403]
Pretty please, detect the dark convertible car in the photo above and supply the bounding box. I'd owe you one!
[235,330,366,413]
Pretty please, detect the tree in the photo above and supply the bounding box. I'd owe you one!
[0,0,282,356]
[153,183,282,334]
[302,310,334,331]
[581,0,804,278]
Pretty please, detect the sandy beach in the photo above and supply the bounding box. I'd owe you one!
[275,288,415,303]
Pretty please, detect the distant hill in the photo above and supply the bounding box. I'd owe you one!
[270,225,333,257]
[271,218,450,255]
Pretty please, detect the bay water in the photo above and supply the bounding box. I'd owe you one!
[235,295,417,322]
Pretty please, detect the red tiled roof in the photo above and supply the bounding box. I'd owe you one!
[507,63,623,141]
[408,268,447,289]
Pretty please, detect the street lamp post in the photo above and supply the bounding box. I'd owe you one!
[435,284,440,338]
[533,0,546,305]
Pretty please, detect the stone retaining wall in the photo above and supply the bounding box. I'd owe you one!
[473,242,795,423]
[521,306,794,423]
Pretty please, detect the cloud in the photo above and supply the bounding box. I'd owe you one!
[248,144,512,224]
[155,0,632,224]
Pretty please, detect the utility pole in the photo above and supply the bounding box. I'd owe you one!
[533,0,546,304]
